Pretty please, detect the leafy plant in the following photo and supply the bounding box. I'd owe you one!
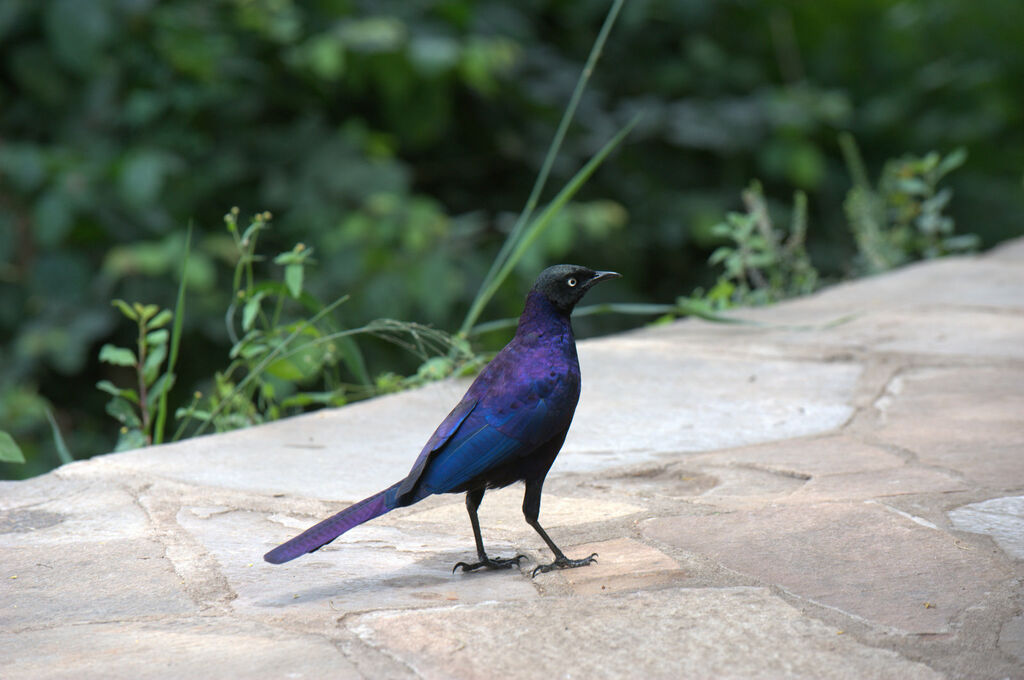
[172,210,485,438]
[840,133,978,273]
[703,181,817,307]
[96,0,634,446]
[97,301,177,451]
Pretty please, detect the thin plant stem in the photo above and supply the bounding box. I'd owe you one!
[459,0,626,337]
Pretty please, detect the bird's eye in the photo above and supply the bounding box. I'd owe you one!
[567,277,577,287]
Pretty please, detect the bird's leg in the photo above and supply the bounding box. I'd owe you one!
[523,480,597,577]
[452,488,525,573]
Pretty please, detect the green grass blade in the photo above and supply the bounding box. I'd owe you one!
[44,408,74,464]
[156,223,191,444]
[460,0,626,337]
[461,116,638,336]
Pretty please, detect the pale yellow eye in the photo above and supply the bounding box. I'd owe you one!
[567,277,577,287]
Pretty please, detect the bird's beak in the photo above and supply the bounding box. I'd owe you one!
[587,270,622,288]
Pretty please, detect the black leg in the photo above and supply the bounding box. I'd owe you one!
[522,479,597,577]
[452,488,525,573]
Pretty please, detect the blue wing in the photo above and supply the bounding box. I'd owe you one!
[396,396,478,501]
[399,372,577,500]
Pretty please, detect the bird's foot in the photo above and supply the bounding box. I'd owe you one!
[452,554,526,573]
[531,552,598,578]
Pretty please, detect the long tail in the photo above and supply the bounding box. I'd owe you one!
[264,482,403,564]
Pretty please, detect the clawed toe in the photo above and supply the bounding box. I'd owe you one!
[531,552,598,578]
[452,554,526,573]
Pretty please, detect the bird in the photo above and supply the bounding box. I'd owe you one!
[264,264,620,576]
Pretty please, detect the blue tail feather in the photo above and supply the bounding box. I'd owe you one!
[263,482,403,564]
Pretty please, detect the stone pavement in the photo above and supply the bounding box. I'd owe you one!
[3,240,1023,679]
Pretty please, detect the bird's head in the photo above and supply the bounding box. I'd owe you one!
[532,264,621,314]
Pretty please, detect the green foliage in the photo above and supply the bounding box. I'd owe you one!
[3,0,1023,478]
[0,431,26,464]
[692,139,976,309]
[93,210,486,440]
[98,300,178,451]
[704,181,817,307]
[172,209,358,436]
[841,134,978,273]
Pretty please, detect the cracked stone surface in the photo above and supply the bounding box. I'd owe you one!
[2,240,1023,679]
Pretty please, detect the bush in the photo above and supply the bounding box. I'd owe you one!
[2,0,1021,477]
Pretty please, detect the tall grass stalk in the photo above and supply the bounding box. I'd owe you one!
[458,0,627,337]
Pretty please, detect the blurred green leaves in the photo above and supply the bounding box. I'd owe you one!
[2,0,1022,478]
[0,431,26,464]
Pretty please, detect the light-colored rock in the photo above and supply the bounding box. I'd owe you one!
[948,495,1024,559]
[566,342,862,468]
[2,539,196,629]
[176,503,539,621]
[642,501,1011,634]
[347,587,942,680]
[0,474,149,545]
[687,435,904,479]
[3,237,1024,679]
[872,366,1024,488]
[0,618,359,680]
[790,465,966,502]
[536,537,686,594]
[999,613,1024,664]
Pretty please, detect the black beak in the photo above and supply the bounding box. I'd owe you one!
[586,270,622,289]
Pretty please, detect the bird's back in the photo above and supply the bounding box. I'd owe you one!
[400,291,582,500]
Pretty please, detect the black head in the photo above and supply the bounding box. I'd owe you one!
[532,264,621,314]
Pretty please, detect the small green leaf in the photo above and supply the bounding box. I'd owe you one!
[106,397,141,427]
[96,380,140,404]
[133,302,159,322]
[284,263,303,298]
[0,431,26,464]
[242,292,265,331]
[265,326,324,381]
[146,373,176,410]
[149,309,173,329]
[99,344,137,366]
[273,244,312,266]
[115,428,147,452]
[146,329,170,346]
[111,299,138,320]
[935,147,967,178]
[176,406,212,420]
[143,343,168,385]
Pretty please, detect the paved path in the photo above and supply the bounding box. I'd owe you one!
[3,240,1023,679]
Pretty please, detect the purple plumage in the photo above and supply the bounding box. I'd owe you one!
[264,265,620,576]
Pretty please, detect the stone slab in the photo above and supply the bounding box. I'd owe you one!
[347,587,942,680]
[533,537,686,594]
[0,473,148,545]
[0,618,358,680]
[873,366,1024,488]
[789,466,967,502]
[687,435,904,479]
[1000,614,1024,664]
[177,505,538,621]
[2,539,196,629]
[948,495,1024,560]
[643,501,1011,634]
[566,340,861,468]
